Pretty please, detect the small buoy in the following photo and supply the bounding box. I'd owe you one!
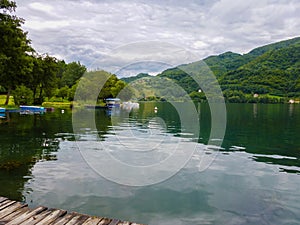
[61,109,65,114]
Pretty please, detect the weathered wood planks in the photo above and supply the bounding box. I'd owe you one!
[0,197,146,225]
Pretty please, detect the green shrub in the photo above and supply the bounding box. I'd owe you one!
[12,85,34,106]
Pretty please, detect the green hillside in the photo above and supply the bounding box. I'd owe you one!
[246,37,300,57]
[204,51,249,77]
[220,41,300,99]
[122,37,300,103]
[121,73,151,83]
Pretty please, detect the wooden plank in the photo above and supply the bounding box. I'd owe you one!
[0,197,7,203]
[49,212,78,225]
[81,216,103,225]
[6,206,47,225]
[98,218,112,225]
[108,219,120,225]
[0,206,30,222]
[0,202,26,219]
[35,209,67,225]
[0,200,17,211]
[18,209,54,225]
[117,222,130,225]
[64,213,89,225]
[19,208,66,225]
[0,197,146,225]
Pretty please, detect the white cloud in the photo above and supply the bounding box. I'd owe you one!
[25,20,70,30]
[193,41,209,49]
[15,0,300,74]
[29,2,54,14]
[90,41,199,75]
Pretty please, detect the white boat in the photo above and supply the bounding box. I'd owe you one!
[121,101,139,111]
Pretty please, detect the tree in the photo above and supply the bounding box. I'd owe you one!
[56,86,69,99]
[189,91,206,102]
[60,61,86,88]
[27,54,61,104]
[12,85,33,105]
[111,80,126,97]
[117,84,134,101]
[35,54,59,104]
[0,0,33,104]
[27,55,43,101]
[73,70,128,103]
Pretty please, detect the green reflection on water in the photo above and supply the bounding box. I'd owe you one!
[0,103,299,224]
[0,110,72,200]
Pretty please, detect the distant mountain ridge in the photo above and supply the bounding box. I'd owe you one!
[122,37,300,102]
[247,37,300,57]
[121,73,151,83]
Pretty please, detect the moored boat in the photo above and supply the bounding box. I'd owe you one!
[0,107,5,113]
[105,98,121,109]
[20,105,46,114]
[121,101,139,111]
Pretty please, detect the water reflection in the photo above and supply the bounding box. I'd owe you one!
[223,103,300,173]
[0,110,71,201]
[0,103,300,224]
[289,103,294,117]
[73,102,200,186]
[253,103,258,118]
[0,111,10,123]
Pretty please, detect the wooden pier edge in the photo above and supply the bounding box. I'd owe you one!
[0,197,146,225]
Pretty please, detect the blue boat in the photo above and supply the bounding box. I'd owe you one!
[20,105,46,114]
[0,107,5,113]
[0,113,5,119]
[105,98,121,109]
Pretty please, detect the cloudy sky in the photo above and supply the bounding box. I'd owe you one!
[15,0,300,76]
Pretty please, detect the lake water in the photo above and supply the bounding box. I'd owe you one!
[0,103,299,225]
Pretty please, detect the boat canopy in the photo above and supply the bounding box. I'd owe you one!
[105,98,121,102]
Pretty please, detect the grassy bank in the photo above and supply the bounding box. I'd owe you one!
[42,102,72,108]
[0,95,73,109]
[0,95,16,108]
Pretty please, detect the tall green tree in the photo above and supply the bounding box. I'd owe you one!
[0,0,33,104]
[60,61,86,88]
[35,54,59,104]
[72,70,128,102]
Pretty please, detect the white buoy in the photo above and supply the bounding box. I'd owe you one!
[61,109,65,114]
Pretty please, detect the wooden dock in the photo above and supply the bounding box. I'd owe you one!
[0,197,145,225]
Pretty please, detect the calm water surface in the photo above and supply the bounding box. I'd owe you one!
[0,103,299,225]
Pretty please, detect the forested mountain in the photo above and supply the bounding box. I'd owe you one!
[246,37,300,57]
[121,73,151,83]
[220,42,300,97]
[203,52,249,77]
[123,37,300,103]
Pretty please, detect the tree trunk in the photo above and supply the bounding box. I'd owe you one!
[4,87,11,105]
[33,87,36,99]
[38,86,43,104]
